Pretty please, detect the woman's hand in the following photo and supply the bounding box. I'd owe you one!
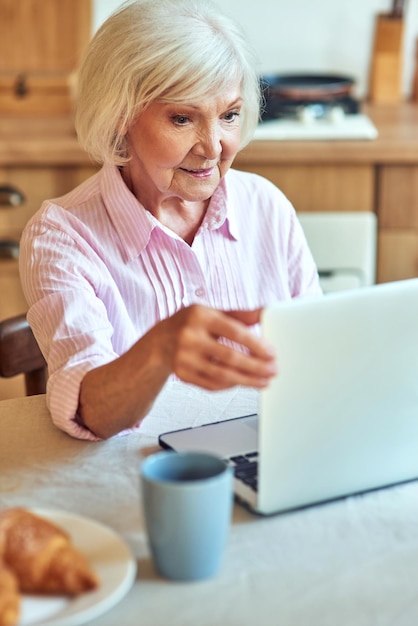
[157,305,277,391]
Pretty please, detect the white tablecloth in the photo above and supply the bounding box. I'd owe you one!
[2,383,418,625]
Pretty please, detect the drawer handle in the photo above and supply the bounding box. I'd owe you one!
[0,240,19,259]
[15,74,28,98]
[0,185,25,207]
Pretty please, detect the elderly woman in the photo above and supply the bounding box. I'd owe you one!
[19,0,321,440]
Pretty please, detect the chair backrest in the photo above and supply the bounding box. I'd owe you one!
[297,211,377,293]
[0,314,47,396]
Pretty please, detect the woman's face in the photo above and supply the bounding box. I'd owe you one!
[124,86,243,209]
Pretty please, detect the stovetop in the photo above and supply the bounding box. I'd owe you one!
[256,94,378,141]
[261,95,361,121]
[253,112,378,141]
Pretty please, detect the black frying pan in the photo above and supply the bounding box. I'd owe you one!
[261,74,355,102]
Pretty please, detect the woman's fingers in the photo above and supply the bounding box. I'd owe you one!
[168,305,277,389]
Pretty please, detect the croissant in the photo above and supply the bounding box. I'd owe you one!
[0,508,99,596]
[0,563,19,626]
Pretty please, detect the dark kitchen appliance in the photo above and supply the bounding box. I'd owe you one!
[260,74,360,121]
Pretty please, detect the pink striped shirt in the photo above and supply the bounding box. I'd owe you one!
[19,164,321,439]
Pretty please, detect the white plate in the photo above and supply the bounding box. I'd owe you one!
[17,509,137,626]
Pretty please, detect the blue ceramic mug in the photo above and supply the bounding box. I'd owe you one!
[140,450,233,581]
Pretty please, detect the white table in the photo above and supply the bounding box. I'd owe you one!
[2,383,418,625]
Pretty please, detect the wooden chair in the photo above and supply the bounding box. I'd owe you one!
[0,314,47,396]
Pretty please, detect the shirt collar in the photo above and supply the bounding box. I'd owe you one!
[198,174,239,241]
[100,164,239,263]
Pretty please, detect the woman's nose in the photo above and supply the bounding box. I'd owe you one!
[193,126,222,159]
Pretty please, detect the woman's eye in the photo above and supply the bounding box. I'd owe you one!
[172,115,190,125]
[224,110,240,123]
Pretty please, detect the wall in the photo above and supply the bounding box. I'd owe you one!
[93,0,418,99]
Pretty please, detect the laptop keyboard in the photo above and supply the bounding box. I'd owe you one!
[228,452,259,492]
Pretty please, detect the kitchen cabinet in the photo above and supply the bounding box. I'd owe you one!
[1,104,418,398]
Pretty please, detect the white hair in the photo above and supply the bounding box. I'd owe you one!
[75,0,261,165]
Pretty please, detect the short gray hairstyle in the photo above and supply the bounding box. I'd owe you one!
[75,0,261,165]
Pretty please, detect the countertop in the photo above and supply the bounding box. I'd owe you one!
[237,103,418,166]
[1,103,418,167]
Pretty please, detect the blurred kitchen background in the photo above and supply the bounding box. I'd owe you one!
[95,0,418,100]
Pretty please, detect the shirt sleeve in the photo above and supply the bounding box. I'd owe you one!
[19,208,119,440]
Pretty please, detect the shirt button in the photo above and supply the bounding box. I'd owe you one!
[195,287,205,298]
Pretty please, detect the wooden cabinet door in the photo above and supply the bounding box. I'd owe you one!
[377,165,418,282]
[0,0,91,74]
[378,231,418,282]
[0,0,91,115]
[0,165,98,242]
[0,167,61,241]
[234,163,375,213]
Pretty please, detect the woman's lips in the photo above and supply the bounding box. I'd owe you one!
[181,167,214,179]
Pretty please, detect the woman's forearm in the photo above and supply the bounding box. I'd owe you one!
[78,330,171,439]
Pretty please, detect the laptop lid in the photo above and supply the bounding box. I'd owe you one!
[160,279,418,515]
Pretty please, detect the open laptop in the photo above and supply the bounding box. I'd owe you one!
[159,278,418,515]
